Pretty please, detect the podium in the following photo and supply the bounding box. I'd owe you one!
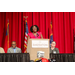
[27,39,50,60]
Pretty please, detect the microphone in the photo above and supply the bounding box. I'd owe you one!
[37,33,39,37]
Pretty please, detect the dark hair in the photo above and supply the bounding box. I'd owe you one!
[30,25,39,32]
[11,41,16,43]
[51,41,56,44]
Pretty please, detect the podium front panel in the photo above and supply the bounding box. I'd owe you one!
[27,39,50,60]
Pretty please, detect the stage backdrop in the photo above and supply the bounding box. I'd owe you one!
[0,12,74,53]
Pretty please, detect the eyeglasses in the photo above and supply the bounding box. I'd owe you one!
[12,44,16,45]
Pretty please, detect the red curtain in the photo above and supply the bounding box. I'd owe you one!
[0,12,74,53]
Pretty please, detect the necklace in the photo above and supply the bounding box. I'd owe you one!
[33,33,37,38]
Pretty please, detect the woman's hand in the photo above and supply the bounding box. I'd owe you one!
[41,34,43,39]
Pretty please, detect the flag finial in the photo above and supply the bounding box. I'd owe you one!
[8,19,9,23]
[51,21,52,24]
[23,16,28,19]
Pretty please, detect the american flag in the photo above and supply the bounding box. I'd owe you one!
[24,19,29,53]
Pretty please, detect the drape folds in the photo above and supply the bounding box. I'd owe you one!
[0,12,74,53]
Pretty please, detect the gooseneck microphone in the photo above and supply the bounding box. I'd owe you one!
[37,33,39,37]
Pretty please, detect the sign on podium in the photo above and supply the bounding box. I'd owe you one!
[27,39,50,60]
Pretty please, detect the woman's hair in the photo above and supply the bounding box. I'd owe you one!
[51,41,56,44]
[30,25,39,32]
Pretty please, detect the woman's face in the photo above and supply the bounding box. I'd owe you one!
[32,26,37,33]
[51,42,56,47]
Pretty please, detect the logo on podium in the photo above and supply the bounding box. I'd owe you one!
[37,51,45,58]
[32,40,48,48]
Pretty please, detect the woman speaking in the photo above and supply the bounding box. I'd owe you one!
[28,25,43,40]
[27,25,43,59]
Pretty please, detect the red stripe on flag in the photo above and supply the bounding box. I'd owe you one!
[24,33,28,53]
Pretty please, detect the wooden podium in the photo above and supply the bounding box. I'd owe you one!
[27,39,50,60]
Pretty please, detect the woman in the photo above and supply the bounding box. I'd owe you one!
[50,41,59,53]
[28,25,43,41]
[25,25,43,53]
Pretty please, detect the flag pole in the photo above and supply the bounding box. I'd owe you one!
[23,16,28,53]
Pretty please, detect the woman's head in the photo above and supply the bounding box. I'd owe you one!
[30,25,39,33]
[51,41,56,47]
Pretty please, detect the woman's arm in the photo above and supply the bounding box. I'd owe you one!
[41,34,43,39]
[56,48,59,53]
